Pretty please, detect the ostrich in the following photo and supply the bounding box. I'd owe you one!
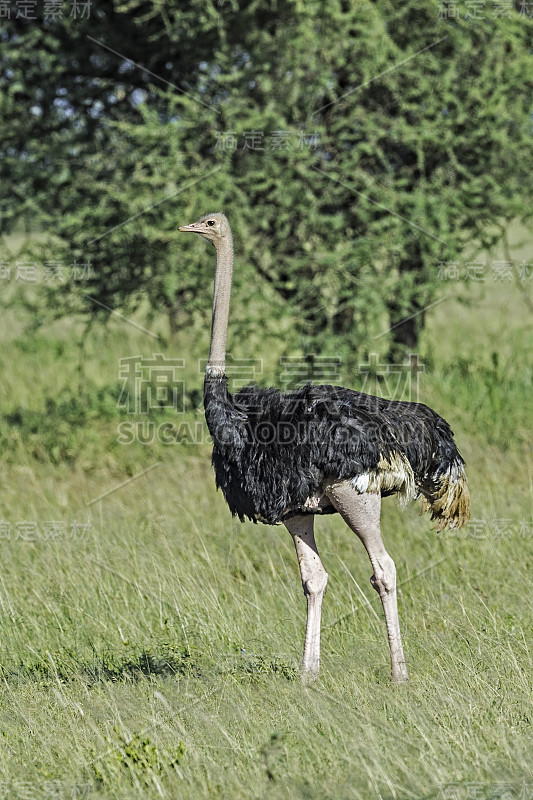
[179,213,470,682]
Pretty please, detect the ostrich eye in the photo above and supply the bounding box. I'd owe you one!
[206,220,215,227]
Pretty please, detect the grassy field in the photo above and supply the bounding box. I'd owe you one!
[0,230,531,799]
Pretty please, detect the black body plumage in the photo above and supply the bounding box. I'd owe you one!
[204,376,467,526]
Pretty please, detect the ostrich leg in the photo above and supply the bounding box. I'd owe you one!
[325,482,409,683]
[284,514,328,680]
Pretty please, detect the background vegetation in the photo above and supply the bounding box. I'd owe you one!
[2,0,533,363]
[0,1,532,798]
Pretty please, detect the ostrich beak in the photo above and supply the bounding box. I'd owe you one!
[178,223,199,232]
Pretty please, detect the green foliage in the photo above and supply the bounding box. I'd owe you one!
[92,727,185,787]
[0,375,207,465]
[0,383,126,464]
[438,350,532,449]
[2,1,532,363]
[229,654,297,682]
[17,638,195,685]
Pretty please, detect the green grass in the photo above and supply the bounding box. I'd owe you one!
[0,232,531,799]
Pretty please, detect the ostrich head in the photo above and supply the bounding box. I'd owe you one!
[178,213,231,246]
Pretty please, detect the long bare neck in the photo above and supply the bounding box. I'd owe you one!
[207,230,233,377]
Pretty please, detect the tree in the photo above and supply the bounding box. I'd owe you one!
[2,0,532,368]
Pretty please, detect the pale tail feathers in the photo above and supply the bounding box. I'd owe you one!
[350,452,417,506]
[421,461,471,532]
[349,453,470,533]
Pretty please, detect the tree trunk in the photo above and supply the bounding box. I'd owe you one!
[386,249,426,364]
[166,290,187,344]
